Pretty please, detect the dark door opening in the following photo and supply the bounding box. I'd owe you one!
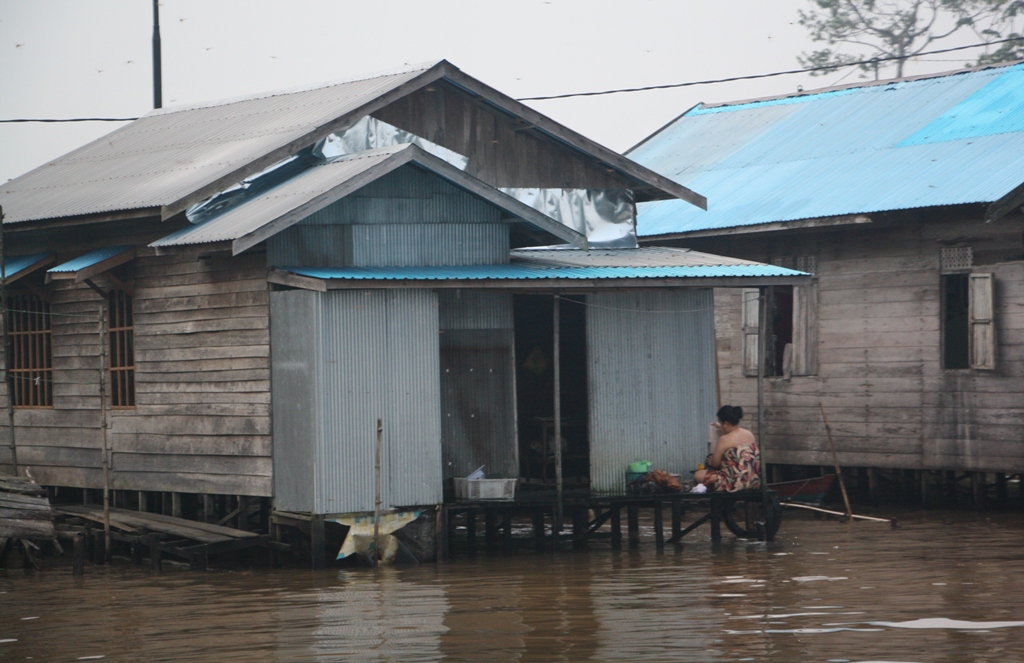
[943,273,970,369]
[513,294,589,489]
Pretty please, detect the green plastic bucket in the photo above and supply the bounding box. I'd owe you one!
[628,460,652,473]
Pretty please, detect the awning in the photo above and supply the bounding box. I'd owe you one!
[269,263,810,291]
[2,253,55,284]
[46,245,135,283]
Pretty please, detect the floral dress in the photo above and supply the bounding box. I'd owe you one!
[703,442,761,492]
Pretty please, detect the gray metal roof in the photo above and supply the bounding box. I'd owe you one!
[510,245,762,268]
[1,64,437,225]
[1,61,703,226]
[150,144,589,253]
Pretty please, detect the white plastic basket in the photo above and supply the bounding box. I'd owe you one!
[453,478,516,501]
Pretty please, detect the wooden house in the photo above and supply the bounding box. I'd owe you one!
[0,61,806,537]
[629,61,1024,504]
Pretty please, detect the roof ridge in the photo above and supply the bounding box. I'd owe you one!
[693,59,1024,113]
[143,60,446,118]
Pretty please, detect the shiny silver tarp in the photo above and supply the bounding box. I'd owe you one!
[187,117,468,225]
[499,188,638,248]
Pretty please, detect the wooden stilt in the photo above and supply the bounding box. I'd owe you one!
[671,499,682,542]
[149,534,162,572]
[947,470,958,508]
[572,507,587,549]
[72,534,86,577]
[995,473,1008,509]
[502,513,512,553]
[466,511,477,555]
[237,496,249,532]
[533,509,546,552]
[310,515,326,570]
[710,495,722,541]
[654,501,664,550]
[485,508,497,549]
[627,504,639,549]
[610,504,621,550]
[172,492,182,518]
[972,472,986,511]
[435,507,449,562]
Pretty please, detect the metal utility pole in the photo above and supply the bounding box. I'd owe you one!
[152,0,163,109]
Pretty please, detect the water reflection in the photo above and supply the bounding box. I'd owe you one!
[1,511,1023,662]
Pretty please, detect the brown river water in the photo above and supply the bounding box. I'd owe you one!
[2,509,1023,662]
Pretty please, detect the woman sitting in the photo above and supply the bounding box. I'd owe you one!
[694,405,761,492]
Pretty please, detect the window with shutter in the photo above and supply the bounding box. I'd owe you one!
[741,288,760,376]
[742,256,818,378]
[968,273,995,370]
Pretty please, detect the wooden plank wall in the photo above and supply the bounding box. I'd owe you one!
[681,210,1024,473]
[0,245,272,495]
[374,85,624,190]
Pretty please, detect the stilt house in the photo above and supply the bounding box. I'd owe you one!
[629,61,1024,498]
[0,61,806,524]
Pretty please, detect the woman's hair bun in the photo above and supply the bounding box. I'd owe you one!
[716,405,743,426]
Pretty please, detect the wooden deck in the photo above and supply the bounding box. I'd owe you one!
[56,504,287,570]
[439,490,781,559]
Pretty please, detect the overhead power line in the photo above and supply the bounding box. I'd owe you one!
[1,36,1021,124]
[517,36,1024,101]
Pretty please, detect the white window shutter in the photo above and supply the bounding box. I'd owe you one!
[969,273,995,370]
[741,288,760,376]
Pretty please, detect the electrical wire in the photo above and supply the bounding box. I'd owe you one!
[0,36,1020,123]
[517,36,1024,101]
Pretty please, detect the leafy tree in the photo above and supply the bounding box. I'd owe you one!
[798,0,1024,79]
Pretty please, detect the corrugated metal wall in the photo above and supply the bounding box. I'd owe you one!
[315,289,442,513]
[586,289,717,495]
[270,290,321,512]
[438,291,518,479]
[271,288,442,515]
[265,165,509,268]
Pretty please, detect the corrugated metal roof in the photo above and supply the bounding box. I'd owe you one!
[0,64,439,224]
[510,245,763,267]
[631,62,1024,237]
[1,60,703,226]
[279,263,805,281]
[47,245,133,274]
[2,253,53,279]
[150,144,588,251]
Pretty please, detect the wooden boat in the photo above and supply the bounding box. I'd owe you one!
[768,474,836,506]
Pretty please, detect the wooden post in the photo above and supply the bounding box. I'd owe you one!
[995,473,1008,509]
[710,495,722,541]
[972,472,986,511]
[627,504,639,549]
[72,534,86,577]
[654,501,664,550]
[237,496,249,532]
[553,294,563,534]
[0,205,18,478]
[571,507,586,549]
[171,492,182,518]
[149,534,162,572]
[373,418,382,567]
[485,508,497,549]
[671,499,683,542]
[610,504,621,550]
[310,514,326,570]
[533,509,546,552]
[819,403,854,520]
[502,513,512,553]
[435,506,449,562]
[756,288,772,541]
[466,511,477,555]
[98,308,112,561]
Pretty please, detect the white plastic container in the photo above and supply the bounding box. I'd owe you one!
[453,478,516,501]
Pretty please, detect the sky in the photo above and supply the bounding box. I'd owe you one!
[0,0,999,183]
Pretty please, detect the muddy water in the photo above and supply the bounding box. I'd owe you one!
[2,510,1023,662]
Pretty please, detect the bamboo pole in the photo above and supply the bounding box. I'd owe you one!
[98,307,111,558]
[819,402,854,521]
[0,205,16,477]
[782,501,894,525]
[553,293,563,534]
[373,417,382,567]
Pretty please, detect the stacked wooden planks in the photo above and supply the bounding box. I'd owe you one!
[0,476,55,540]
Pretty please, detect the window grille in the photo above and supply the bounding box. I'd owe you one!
[108,290,135,407]
[940,247,972,272]
[7,294,53,407]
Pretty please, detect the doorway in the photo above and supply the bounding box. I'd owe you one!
[513,294,589,488]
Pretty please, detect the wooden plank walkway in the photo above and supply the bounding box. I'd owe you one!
[56,504,286,570]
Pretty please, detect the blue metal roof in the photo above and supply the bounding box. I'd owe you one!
[3,253,53,279]
[631,62,1024,236]
[281,263,805,281]
[47,245,133,274]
